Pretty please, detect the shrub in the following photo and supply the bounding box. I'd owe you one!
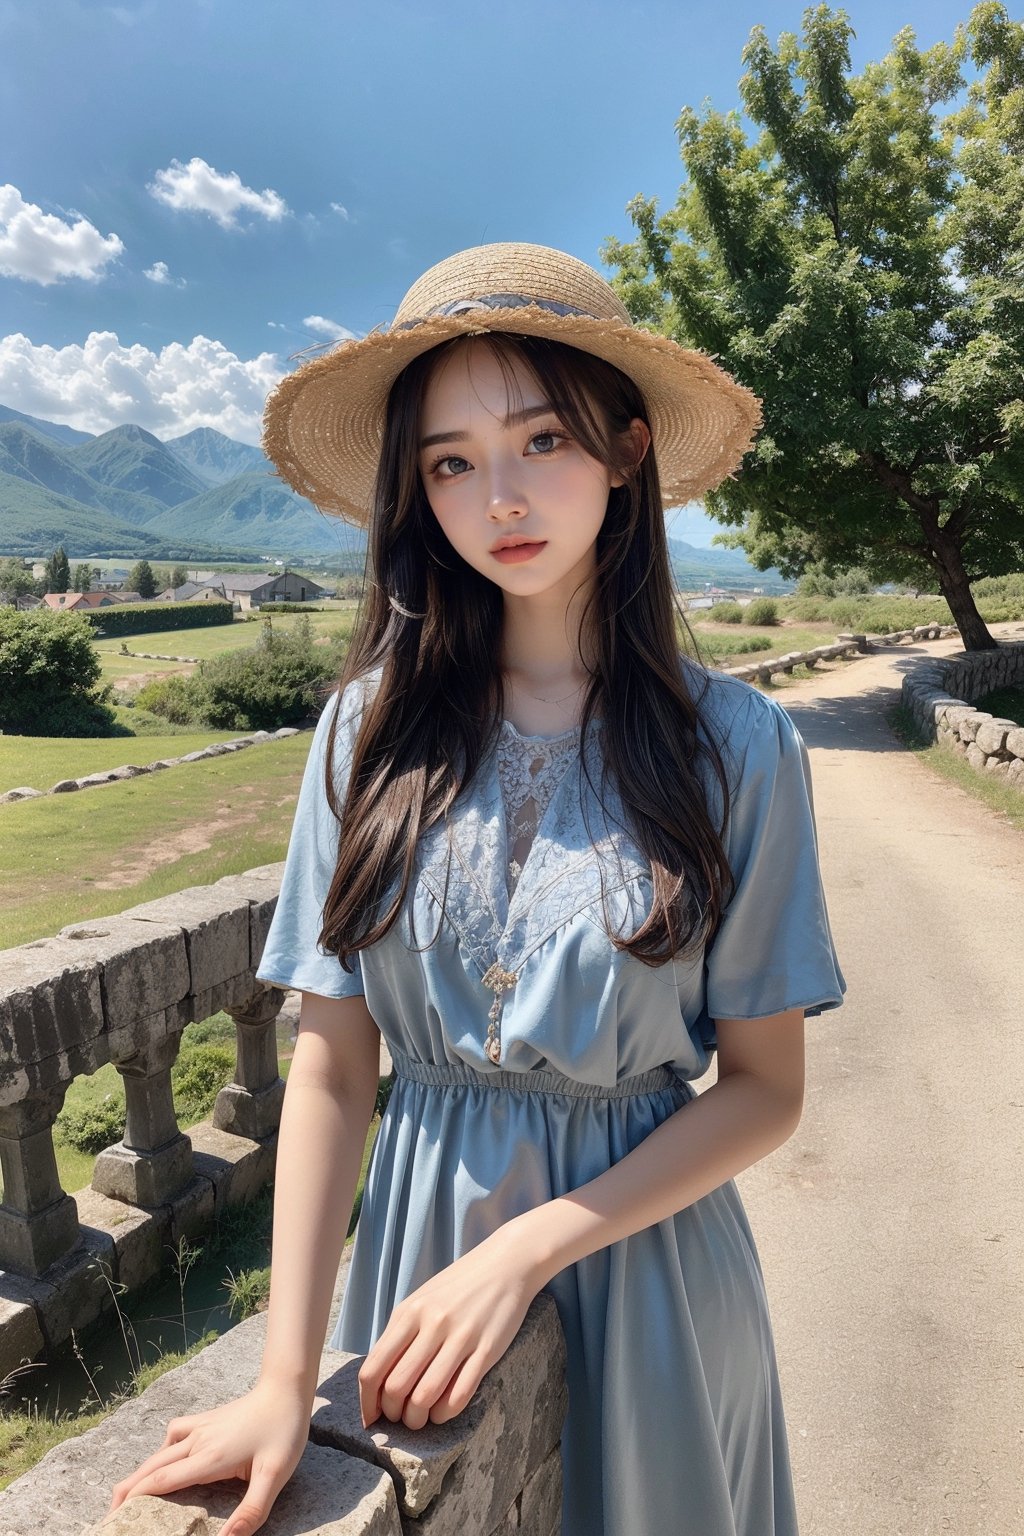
[133,673,200,725]
[173,1044,237,1118]
[709,602,743,623]
[171,1044,236,1121]
[744,598,779,626]
[0,609,124,736]
[54,1094,126,1154]
[81,602,234,638]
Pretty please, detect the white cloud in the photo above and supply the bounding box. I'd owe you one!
[0,330,284,446]
[330,202,351,221]
[0,184,124,286]
[302,314,359,342]
[148,157,289,230]
[143,260,185,287]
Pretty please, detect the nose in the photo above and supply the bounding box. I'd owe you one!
[484,458,527,521]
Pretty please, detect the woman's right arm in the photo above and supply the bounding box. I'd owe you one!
[104,990,381,1536]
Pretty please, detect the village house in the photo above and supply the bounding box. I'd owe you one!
[185,569,329,609]
[156,580,232,604]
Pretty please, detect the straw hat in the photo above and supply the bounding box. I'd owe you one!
[262,241,761,526]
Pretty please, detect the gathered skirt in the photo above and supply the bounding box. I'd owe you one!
[332,1051,799,1536]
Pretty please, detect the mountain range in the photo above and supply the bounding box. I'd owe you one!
[0,404,785,587]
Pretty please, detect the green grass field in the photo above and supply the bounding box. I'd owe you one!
[0,734,311,949]
[93,606,358,674]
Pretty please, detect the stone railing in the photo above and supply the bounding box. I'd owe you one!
[0,1289,567,1536]
[901,642,1024,787]
[0,864,291,1380]
[725,623,959,684]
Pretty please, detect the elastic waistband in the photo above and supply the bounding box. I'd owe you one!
[390,1049,686,1101]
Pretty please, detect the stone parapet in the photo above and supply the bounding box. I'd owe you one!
[0,865,291,1377]
[900,641,1024,788]
[0,1292,567,1536]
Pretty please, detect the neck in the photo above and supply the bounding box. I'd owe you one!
[497,571,598,738]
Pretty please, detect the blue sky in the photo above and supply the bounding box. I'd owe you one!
[1,0,974,543]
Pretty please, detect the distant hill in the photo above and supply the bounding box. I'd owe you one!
[0,404,94,447]
[165,427,270,485]
[0,404,789,582]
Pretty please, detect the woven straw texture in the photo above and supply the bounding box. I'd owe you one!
[262,242,761,525]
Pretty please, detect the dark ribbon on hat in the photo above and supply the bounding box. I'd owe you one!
[392,293,597,331]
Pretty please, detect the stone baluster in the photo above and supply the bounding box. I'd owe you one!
[214,986,286,1139]
[0,1086,80,1276]
[92,1034,193,1206]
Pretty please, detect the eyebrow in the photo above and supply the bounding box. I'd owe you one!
[419,403,558,450]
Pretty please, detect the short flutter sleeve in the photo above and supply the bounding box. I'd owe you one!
[703,688,845,1023]
[255,680,368,999]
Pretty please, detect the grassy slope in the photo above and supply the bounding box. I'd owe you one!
[0,734,310,948]
[0,731,258,790]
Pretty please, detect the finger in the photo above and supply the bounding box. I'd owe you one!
[218,1464,285,1536]
[427,1350,485,1425]
[377,1333,452,1425]
[358,1314,423,1426]
[107,1438,196,1511]
[110,1451,236,1507]
[399,1339,472,1431]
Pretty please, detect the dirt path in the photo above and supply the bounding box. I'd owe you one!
[734,627,1024,1534]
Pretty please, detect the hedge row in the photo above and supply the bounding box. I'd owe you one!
[81,601,235,638]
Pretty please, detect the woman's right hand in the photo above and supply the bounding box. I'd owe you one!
[104,1379,310,1536]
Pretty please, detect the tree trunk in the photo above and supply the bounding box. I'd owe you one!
[927,525,997,651]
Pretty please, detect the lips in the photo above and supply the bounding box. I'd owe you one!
[491,540,547,564]
[490,537,545,552]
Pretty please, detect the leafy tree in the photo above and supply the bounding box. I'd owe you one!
[0,609,124,735]
[604,3,1024,650]
[129,559,157,599]
[170,564,189,588]
[72,562,93,592]
[0,558,36,606]
[43,544,71,593]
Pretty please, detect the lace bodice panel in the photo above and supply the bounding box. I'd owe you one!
[495,718,582,895]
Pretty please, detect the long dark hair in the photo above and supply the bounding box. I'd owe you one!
[320,332,732,971]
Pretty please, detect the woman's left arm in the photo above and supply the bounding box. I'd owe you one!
[358,1008,804,1430]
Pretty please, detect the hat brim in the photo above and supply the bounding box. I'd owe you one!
[262,307,761,527]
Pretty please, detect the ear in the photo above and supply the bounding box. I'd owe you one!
[609,418,652,488]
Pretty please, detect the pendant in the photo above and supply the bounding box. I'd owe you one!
[482,962,518,1066]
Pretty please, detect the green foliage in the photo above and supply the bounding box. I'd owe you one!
[43,544,70,593]
[72,563,93,593]
[698,632,774,656]
[796,563,873,597]
[81,601,234,638]
[128,560,157,600]
[744,598,779,625]
[0,559,37,605]
[53,1093,126,1154]
[171,1044,236,1120]
[134,615,340,731]
[169,565,188,588]
[709,602,743,622]
[604,4,1024,649]
[223,1265,271,1321]
[0,609,122,736]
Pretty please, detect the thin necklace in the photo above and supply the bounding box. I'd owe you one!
[508,677,587,707]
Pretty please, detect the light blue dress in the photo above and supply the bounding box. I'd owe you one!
[255,660,845,1536]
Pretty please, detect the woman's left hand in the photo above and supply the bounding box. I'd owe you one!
[357,1224,542,1431]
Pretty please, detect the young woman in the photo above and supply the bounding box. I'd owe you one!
[108,243,844,1536]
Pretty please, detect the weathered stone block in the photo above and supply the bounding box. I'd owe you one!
[92,1133,193,1208]
[1,786,42,801]
[0,1231,117,1350]
[119,888,250,998]
[209,865,285,970]
[1004,727,1024,759]
[975,718,1017,756]
[984,757,1010,780]
[189,1122,276,1213]
[310,1293,567,1530]
[959,713,992,743]
[211,1079,284,1141]
[966,743,987,772]
[165,1174,216,1247]
[1006,757,1024,789]
[517,1446,563,1536]
[74,1185,169,1292]
[55,917,189,1037]
[0,940,107,1103]
[0,1292,45,1380]
[0,1191,81,1275]
[50,779,81,793]
[83,1447,402,1534]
